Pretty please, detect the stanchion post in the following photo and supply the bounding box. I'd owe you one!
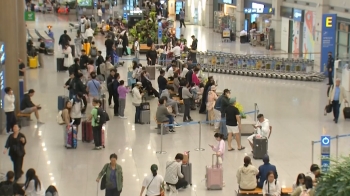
[311,141,314,164]
[336,135,339,160]
[156,123,166,154]
[254,103,257,120]
[195,121,205,151]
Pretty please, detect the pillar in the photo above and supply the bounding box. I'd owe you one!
[270,0,282,50]
[204,0,214,28]
[0,0,25,112]
[314,0,330,72]
[235,0,245,36]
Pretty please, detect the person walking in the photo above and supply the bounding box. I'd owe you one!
[179,9,186,28]
[63,44,74,68]
[113,73,121,116]
[96,153,123,196]
[4,87,16,134]
[133,37,140,59]
[327,52,335,85]
[88,99,103,150]
[3,124,26,180]
[139,164,164,196]
[107,69,116,107]
[328,78,348,123]
[225,97,245,151]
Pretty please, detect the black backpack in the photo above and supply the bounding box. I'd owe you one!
[0,183,14,196]
[95,107,109,125]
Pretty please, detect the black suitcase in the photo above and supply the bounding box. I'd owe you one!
[56,58,67,72]
[253,137,268,159]
[343,104,350,119]
[70,45,75,57]
[116,47,123,57]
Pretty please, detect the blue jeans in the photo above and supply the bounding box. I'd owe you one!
[167,115,174,129]
[135,106,141,123]
[332,100,341,121]
[220,117,227,138]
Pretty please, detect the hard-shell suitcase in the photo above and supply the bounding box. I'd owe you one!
[182,163,192,185]
[116,47,123,57]
[145,65,156,80]
[140,102,150,110]
[58,96,69,110]
[29,56,38,68]
[206,154,223,190]
[253,137,268,159]
[140,110,150,124]
[65,125,77,149]
[56,58,67,72]
[82,121,93,142]
[343,103,350,119]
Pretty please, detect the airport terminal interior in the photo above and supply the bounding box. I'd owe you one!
[0,0,350,195]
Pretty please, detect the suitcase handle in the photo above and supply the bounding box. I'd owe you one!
[212,154,219,168]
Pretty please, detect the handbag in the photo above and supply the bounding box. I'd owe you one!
[325,104,332,115]
[100,163,109,190]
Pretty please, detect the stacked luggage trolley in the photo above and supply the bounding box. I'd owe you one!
[197,51,326,82]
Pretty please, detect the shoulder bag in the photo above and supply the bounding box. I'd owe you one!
[100,163,109,190]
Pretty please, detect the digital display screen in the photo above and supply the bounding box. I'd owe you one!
[0,43,4,65]
[176,2,183,14]
[77,0,93,6]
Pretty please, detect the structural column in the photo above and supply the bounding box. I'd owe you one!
[314,0,329,72]
[204,0,214,28]
[235,0,245,36]
[0,0,25,112]
[18,0,27,91]
[270,0,282,50]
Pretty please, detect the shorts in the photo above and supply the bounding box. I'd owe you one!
[227,125,239,134]
[21,108,33,114]
[72,118,81,125]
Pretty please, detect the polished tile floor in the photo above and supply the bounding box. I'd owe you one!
[0,7,349,196]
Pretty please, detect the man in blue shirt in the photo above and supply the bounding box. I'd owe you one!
[256,155,278,188]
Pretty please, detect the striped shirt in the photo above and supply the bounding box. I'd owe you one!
[164,161,183,184]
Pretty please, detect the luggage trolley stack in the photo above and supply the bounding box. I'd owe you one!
[201,51,325,82]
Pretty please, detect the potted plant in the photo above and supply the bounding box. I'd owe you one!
[316,156,350,196]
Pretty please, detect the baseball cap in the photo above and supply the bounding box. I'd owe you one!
[150,164,158,172]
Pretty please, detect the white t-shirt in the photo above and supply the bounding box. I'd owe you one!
[142,174,164,196]
[171,46,181,57]
[134,41,140,51]
[168,67,174,77]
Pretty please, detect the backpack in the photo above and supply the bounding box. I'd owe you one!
[57,110,65,125]
[95,107,110,125]
[90,47,97,57]
[0,183,14,196]
[299,189,310,196]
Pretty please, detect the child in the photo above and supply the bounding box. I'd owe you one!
[117,80,129,118]
[74,32,83,57]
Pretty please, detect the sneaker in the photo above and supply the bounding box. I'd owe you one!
[169,129,176,133]
[174,124,181,128]
[93,147,100,150]
[98,146,103,149]
[119,116,127,119]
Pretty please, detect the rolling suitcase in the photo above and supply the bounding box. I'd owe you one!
[140,110,150,124]
[116,47,123,57]
[145,65,156,80]
[253,137,268,159]
[58,96,69,110]
[82,121,93,142]
[101,128,105,148]
[182,163,192,185]
[343,103,350,119]
[65,125,77,149]
[56,58,67,72]
[29,56,38,68]
[206,154,223,190]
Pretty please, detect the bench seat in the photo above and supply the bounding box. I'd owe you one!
[17,113,31,117]
[238,188,262,194]
[282,187,293,194]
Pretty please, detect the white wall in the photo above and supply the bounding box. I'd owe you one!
[280,17,290,52]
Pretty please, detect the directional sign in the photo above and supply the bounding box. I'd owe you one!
[244,8,274,14]
[321,135,331,172]
[158,29,162,38]
[321,155,330,172]
[123,13,127,19]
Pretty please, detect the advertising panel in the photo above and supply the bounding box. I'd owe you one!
[320,14,337,72]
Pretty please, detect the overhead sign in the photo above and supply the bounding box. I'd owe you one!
[24,11,35,21]
[293,9,302,22]
[244,8,274,14]
[320,135,331,172]
[320,14,337,72]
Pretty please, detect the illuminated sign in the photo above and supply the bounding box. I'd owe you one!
[244,8,274,14]
[293,9,302,22]
[325,16,333,27]
[320,14,337,72]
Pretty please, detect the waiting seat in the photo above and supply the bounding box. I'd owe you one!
[237,188,263,195]
[282,187,293,195]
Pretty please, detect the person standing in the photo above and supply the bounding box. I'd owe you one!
[139,164,164,196]
[327,52,335,85]
[122,33,129,56]
[86,72,101,104]
[38,38,46,68]
[225,97,245,151]
[74,32,83,57]
[85,25,94,43]
[179,9,186,28]
[207,85,217,125]
[146,44,158,65]
[96,153,123,196]
[113,73,120,116]
[107,69,116,107]
[132,82,144,124]
[63,44,74,68]
[3,124,26,180]
[97,7,103,24]
[209,133,225,167]
[220,89,230,139]
[189,35,198,63]
[18,58,26,78]
[88,99,103,150]
[134,37,140,59]
[58,30,71,49]
[117,80,128,118]
[4,87,16,134]
[158,70,167,97]
[70,93,86,141]
[182,82,193,122]
[328,78,348,123]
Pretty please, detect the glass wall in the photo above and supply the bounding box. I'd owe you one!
[336,21,350,59]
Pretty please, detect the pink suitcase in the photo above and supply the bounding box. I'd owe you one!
[206,154,223,190]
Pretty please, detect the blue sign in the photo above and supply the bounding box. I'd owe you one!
[158,29,162,38]
[244,8,274,14]
[123,13,127,19]
[320,14,337,72]
[293,9,302,22]
[158,22,162,27]
[321,135,331,172]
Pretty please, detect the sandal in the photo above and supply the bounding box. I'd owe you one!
[228,148,235,151]
[238,146,246,151]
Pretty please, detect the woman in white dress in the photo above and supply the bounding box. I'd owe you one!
[63,44,74,68]
[23,168,45,196]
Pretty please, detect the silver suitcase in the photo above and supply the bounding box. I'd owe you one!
[140,110,150,124]
[145,66,156,80]
[181,163,192,185]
